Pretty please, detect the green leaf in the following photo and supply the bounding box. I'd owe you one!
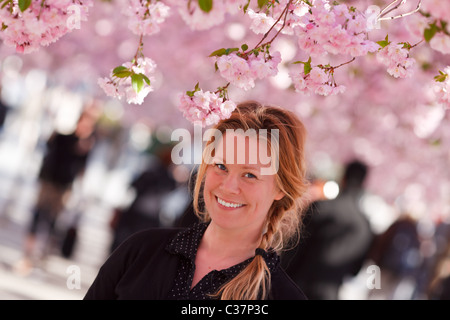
[18,0,31,11]
[225,47,239,55]
[131,74,144,94]
[1,0,13,10]
[241,44,248,51]
[441,20,448,32]
[141,74,151,86]
[400,42,412,50]
[243,0,250,13]
[198,0,213,13]
[209,48,227,57]
[430,138,441,146]
[424,23,438,42]
[113,66,128,74]
[304,57,312,75]
[292,57,312,75]
[434,70,448,83]
[113,68,132,78]
[376,35,390,48]
[258,0,268,8]
[209,47,239,57]
[186,83,201,97]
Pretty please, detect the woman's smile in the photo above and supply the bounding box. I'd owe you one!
[215,195,246,209]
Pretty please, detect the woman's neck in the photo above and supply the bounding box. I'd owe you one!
[201,222,262,261]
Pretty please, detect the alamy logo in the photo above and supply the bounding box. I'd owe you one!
[67,5,81,30]
[366,265,381,290]
[365,5,381,30]
[171,124,280,175]
[66,265,81,290]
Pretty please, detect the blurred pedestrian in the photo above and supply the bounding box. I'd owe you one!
[84,101,310,300]
[0,86,10,134]
[109,143,177,253]
[282,159,375,300]
[14,102,99,275]
[366,213,422,299]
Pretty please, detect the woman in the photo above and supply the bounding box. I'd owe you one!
[84,100,309,300]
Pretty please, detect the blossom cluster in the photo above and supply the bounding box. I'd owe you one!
[178,89,237,127]
[167,0,247,31]
[0,0,92,54]
[122,0,170,36]
[429,33,450,55]
[290,66,346,96]
[434,67,450,109]
[215,51,282,91]
[377,42,415,79]
[246,8,276,35]
[293,0,379,57]
[421,0,450,23]
[98,57,156,105]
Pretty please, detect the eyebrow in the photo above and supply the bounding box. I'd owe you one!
[212,157,262,171]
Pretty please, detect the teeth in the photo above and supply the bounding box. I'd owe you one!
[217,197,244,208]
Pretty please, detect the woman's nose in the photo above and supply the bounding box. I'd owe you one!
[220,173,240,194]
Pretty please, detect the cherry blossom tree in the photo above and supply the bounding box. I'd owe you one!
[0,0,449,221]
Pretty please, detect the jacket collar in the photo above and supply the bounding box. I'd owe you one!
[166,222,280,273]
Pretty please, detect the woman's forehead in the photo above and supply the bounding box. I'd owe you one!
[212,131,278,175]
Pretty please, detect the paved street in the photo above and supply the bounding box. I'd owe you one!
[0,124,121,300]
[0,194,113,300]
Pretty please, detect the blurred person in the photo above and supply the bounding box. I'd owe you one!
[173,166,201,228]
[366,213,422,299]
[84,100,310,300]
[282,160,375,300]
[109,143,177,253]
[14,102,100,275]
[427,220,450,299]
[0,87,10,133]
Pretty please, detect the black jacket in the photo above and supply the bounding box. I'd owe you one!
[84,226,307,300]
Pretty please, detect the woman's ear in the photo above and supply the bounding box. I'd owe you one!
[274,190,285,201]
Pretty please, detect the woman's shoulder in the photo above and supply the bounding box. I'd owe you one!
[112,227,184,258]
[122,227,183,248]
[270,266,308,300]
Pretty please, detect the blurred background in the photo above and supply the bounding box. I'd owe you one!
[0,0,449,300]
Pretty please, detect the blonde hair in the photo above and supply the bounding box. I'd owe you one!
[192,100,309,300]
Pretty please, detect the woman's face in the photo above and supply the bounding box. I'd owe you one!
[203,132,285,235]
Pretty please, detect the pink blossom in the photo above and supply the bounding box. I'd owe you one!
[125,85,153,105]
[247,9,276,35]
[309,67,328,84]
[98,56,157,105]
[429,33,450,55]
[178,90,237,127]
[434,67,450,109]
[377,43,415,79]
[289,66,346,97]
[98,77,122,99]
[216,54,255,91]
[294,1,378,58]
[0,0,93,53]
[216,51,281,91]
[123,0,170,36]
[421,0,450,22]
[249,51,281,79]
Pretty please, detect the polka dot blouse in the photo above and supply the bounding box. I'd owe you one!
[165,222,279,300]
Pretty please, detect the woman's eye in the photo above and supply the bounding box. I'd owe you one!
[215,163,226,171]
[244,172,257,179]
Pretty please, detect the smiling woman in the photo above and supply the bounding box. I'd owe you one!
[190,100,310,299]
[83,100,309,300]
